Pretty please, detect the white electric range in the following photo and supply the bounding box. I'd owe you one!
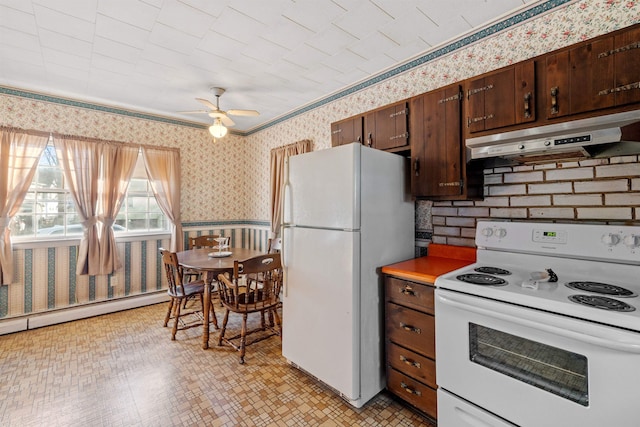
[434,220,640,427]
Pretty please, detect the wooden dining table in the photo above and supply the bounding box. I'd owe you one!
[176,247,265,349]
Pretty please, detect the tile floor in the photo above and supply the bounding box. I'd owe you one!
[0,302,435,427]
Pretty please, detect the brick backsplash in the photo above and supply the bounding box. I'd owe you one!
[431,157,640,247]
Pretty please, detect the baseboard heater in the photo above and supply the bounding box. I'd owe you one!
[0,291,169,336]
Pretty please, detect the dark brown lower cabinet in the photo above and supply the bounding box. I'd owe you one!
[384,276,437,420]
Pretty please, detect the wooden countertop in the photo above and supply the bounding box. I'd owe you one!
[381,243,476,284]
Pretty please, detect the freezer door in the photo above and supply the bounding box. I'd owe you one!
[285,143,360,230]
[282,226,360,401]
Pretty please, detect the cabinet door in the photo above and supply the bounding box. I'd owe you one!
[331,116,363,147]
[372,102,409,151]
[546,37,615,118]
[467,62,535,132]
[410,84,463,198]
[612,26,640,107]
[363,110,376,148]
[545,50,571,118]
[569,37,615,115]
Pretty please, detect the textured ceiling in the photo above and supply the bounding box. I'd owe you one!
[0,0,541,132]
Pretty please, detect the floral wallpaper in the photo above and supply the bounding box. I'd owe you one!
[1,0,638,227]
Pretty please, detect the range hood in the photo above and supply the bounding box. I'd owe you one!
[466,110,640,163]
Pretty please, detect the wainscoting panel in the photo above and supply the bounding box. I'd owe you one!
[0,223,272,333]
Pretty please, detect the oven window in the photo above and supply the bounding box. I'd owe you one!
[469,324,588,406]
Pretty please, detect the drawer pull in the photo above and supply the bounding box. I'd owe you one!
[400,322,421,334]
[399,355,421,368]
[400,382,422,396]
[400,286,415,296]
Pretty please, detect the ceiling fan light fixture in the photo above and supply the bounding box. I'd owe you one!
[209,118,227,138]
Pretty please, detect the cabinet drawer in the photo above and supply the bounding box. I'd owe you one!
[387,367,437,419]
[387,342,436,389]
[386,303,435,358]
[386,277,434,313]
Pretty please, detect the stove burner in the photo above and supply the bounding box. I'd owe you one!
[568,295,636,312]
[457,273,507,286]
[565,281,636,297]
[474,266,511,275]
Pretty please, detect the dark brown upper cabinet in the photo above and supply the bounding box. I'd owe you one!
[545,37,614,118]
[363,101,410,152]
[410,84,481,200]
[545,25,640,119]
[466,60,536,133]
[330,115,363,147]
[606,25,640,108]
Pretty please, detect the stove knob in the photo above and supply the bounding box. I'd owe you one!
[623,234,640,248]
[481,227,493,237]
[495,228,507,238]
[601,233,621,246]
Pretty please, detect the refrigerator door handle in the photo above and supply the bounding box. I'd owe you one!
[282,224,288,297]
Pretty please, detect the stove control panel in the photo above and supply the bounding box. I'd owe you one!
[476,221,640,264]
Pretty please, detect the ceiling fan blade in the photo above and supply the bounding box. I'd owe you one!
[227,109,260,117]
[177,110,209,114]
[220,116,235,127]
[196,98,218,111]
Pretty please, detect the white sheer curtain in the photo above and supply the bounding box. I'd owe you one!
[0,128,49,284]
[98,144,138,273]
[269,139,312,237]
[142,146,182,252]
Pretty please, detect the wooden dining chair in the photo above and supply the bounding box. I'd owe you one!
[188,234,229,250]
[184,234,230,282]
[216,253,283,364]
[160,248,217,340]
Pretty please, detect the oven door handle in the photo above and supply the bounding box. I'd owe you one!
[438,292,640,353]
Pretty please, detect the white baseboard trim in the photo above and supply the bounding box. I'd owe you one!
[0,317,29,335]
[0,292,169,335]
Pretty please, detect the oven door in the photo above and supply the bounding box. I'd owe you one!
[435,288,640,427]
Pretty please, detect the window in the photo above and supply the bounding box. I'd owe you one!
[116,156,167,232]
[11,140,168,239]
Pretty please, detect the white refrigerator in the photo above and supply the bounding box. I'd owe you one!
[281,142,414,408]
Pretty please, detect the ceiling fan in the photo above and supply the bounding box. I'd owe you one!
[181,87,259,137]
